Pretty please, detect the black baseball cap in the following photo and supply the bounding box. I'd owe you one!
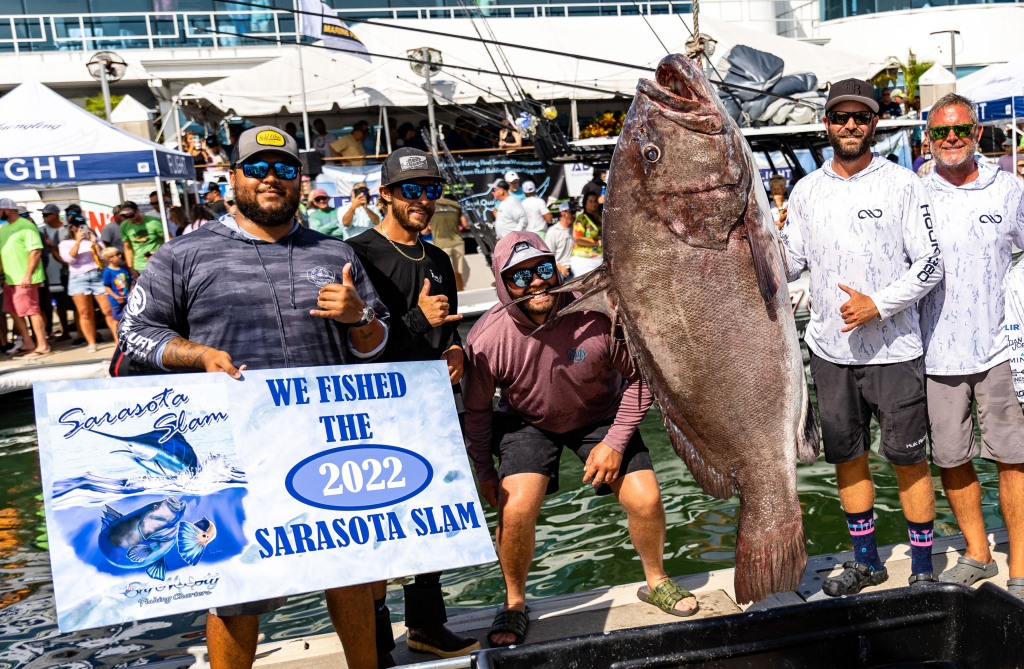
[230,125,301,165]
[825,79,879,114]
[380,148,444,187]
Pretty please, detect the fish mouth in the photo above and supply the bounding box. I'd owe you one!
[637,54,723,134]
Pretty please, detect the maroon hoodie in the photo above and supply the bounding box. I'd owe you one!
[462,231,652,483]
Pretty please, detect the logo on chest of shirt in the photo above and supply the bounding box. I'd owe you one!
[566,347,587,364]
[429,269,443,285]
[979,213,1002,225]
[306,266,337,287]
[857,209,883,220]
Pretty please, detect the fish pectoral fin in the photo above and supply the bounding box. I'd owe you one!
[127,544,154,562]
[797,385,821,464]
[146,558,167,581]
[177,520,212,566]
[147,525,179,542]
[664,415,736,499]
[100,505,123,528]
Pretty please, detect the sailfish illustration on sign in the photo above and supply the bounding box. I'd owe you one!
[89,428,199,478]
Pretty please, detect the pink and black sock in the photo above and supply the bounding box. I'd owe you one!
[907,520,934,575]
[846,509,883,571]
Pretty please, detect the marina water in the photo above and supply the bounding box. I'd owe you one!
[0,384,1002,668]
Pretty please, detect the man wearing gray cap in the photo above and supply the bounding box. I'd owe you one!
[0,197,49,357]
[780,79,943,596]
[113,125,388,669]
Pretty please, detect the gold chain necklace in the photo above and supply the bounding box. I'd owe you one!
[379,225,426,261]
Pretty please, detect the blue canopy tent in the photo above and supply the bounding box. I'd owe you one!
[0,81,195,238]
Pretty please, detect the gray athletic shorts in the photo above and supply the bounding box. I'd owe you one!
[210,596,288,617]
[927,361,1024,468]
[809,353,929,466]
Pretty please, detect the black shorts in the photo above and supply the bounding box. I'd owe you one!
[491,413,653,496]
[808,353,929,466]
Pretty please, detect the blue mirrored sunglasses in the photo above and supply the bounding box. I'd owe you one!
[239,161,300,180]
[505,261,556,288]
[398,183,444,200]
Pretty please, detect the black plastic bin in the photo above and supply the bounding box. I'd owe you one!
[473,583,1024,669]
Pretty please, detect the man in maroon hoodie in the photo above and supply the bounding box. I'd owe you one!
[462,232,697,648]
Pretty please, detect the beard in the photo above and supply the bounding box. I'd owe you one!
[829,128,872,161]
[933,138,978,170]
[391,200,431,234]
[235,185,300,228]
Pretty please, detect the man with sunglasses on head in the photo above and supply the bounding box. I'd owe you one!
[918,93,1024,599]
[341,182,381,241]
[781,79,943,597]
[346,147,477,665]
[113,125,389,669]
[462,232,696,649]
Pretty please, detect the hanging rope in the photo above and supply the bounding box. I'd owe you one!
[692,0,701,68]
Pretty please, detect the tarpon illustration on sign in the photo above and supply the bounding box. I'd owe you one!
[88,428,200,478]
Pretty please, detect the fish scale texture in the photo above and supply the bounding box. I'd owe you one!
[600,53,814,604]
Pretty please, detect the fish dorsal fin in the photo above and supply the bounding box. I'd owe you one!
[146,558,167,581]
[745,177,785,304]
[127,544,153,562]
[101,505,123,528]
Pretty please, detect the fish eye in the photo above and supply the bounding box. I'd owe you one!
[642,143,661,163]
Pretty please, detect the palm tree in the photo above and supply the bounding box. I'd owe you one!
[887,50,934,102]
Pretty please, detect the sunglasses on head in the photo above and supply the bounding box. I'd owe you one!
[826,110,875,126]
[238,160,300,180]
[396,183,443,200]
[928,124,976,142]
[504,261,556,288]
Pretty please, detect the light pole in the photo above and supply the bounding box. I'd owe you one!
[930,30,961,88]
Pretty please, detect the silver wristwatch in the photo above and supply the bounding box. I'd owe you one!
[353,305,376,328]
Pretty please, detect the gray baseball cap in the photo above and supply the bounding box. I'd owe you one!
[230,125,301,164]
[825,79,879,114]
[0,197,18,210]
[380,147,444,187]
[41,203,61,215]
[501,237,554,272]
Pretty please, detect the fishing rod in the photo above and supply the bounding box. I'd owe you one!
[218,0,825,108]
[192,26,632,98]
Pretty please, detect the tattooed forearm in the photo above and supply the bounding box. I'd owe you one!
[162,337,214,371]
[349,320,386,354]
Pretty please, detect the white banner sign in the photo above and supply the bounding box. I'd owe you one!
[35,361,495,632]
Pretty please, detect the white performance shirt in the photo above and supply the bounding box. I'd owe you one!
[521,196,550,234]
[782,155,943,365]
[920,161,1024,375]
[494,197,528,239]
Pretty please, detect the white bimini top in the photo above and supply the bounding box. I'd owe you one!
[782,155,943,365]
[920,161,1024,375]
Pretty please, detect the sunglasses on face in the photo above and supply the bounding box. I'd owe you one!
[504,261,556,288]
[396,183,444,200]
[313,196,329,203]
[238,161,300,180]
[826,110,876,127]
[928,124,976,142]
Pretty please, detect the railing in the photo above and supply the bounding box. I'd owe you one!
[0,2,816,55]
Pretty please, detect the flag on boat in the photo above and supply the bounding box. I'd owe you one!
[297,0,371,61]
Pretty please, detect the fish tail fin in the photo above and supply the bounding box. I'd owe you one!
[146,558,167,581]
[797,385,821,464]
[733,494,808,604]
[177,520,209,566]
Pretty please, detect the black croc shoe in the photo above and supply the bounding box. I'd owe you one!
[823,561,889,597]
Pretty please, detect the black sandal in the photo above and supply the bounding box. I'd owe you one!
[823,561,888,597]
[487,608,529,648]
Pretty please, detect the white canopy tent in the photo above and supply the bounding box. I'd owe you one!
[178,15,887,116]
[0,81,195,238]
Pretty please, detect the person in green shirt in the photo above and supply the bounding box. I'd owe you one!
[306,188,342,237]
[0,198,49,357]
[118,200,164,273]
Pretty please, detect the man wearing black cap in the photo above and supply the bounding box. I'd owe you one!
[113,125,389,669]
[346,147,478,664]
[780,79,943,596]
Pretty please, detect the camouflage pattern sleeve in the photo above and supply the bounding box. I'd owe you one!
[116,245,188,370]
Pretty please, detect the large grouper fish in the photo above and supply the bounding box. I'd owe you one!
[560,53,820,603]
